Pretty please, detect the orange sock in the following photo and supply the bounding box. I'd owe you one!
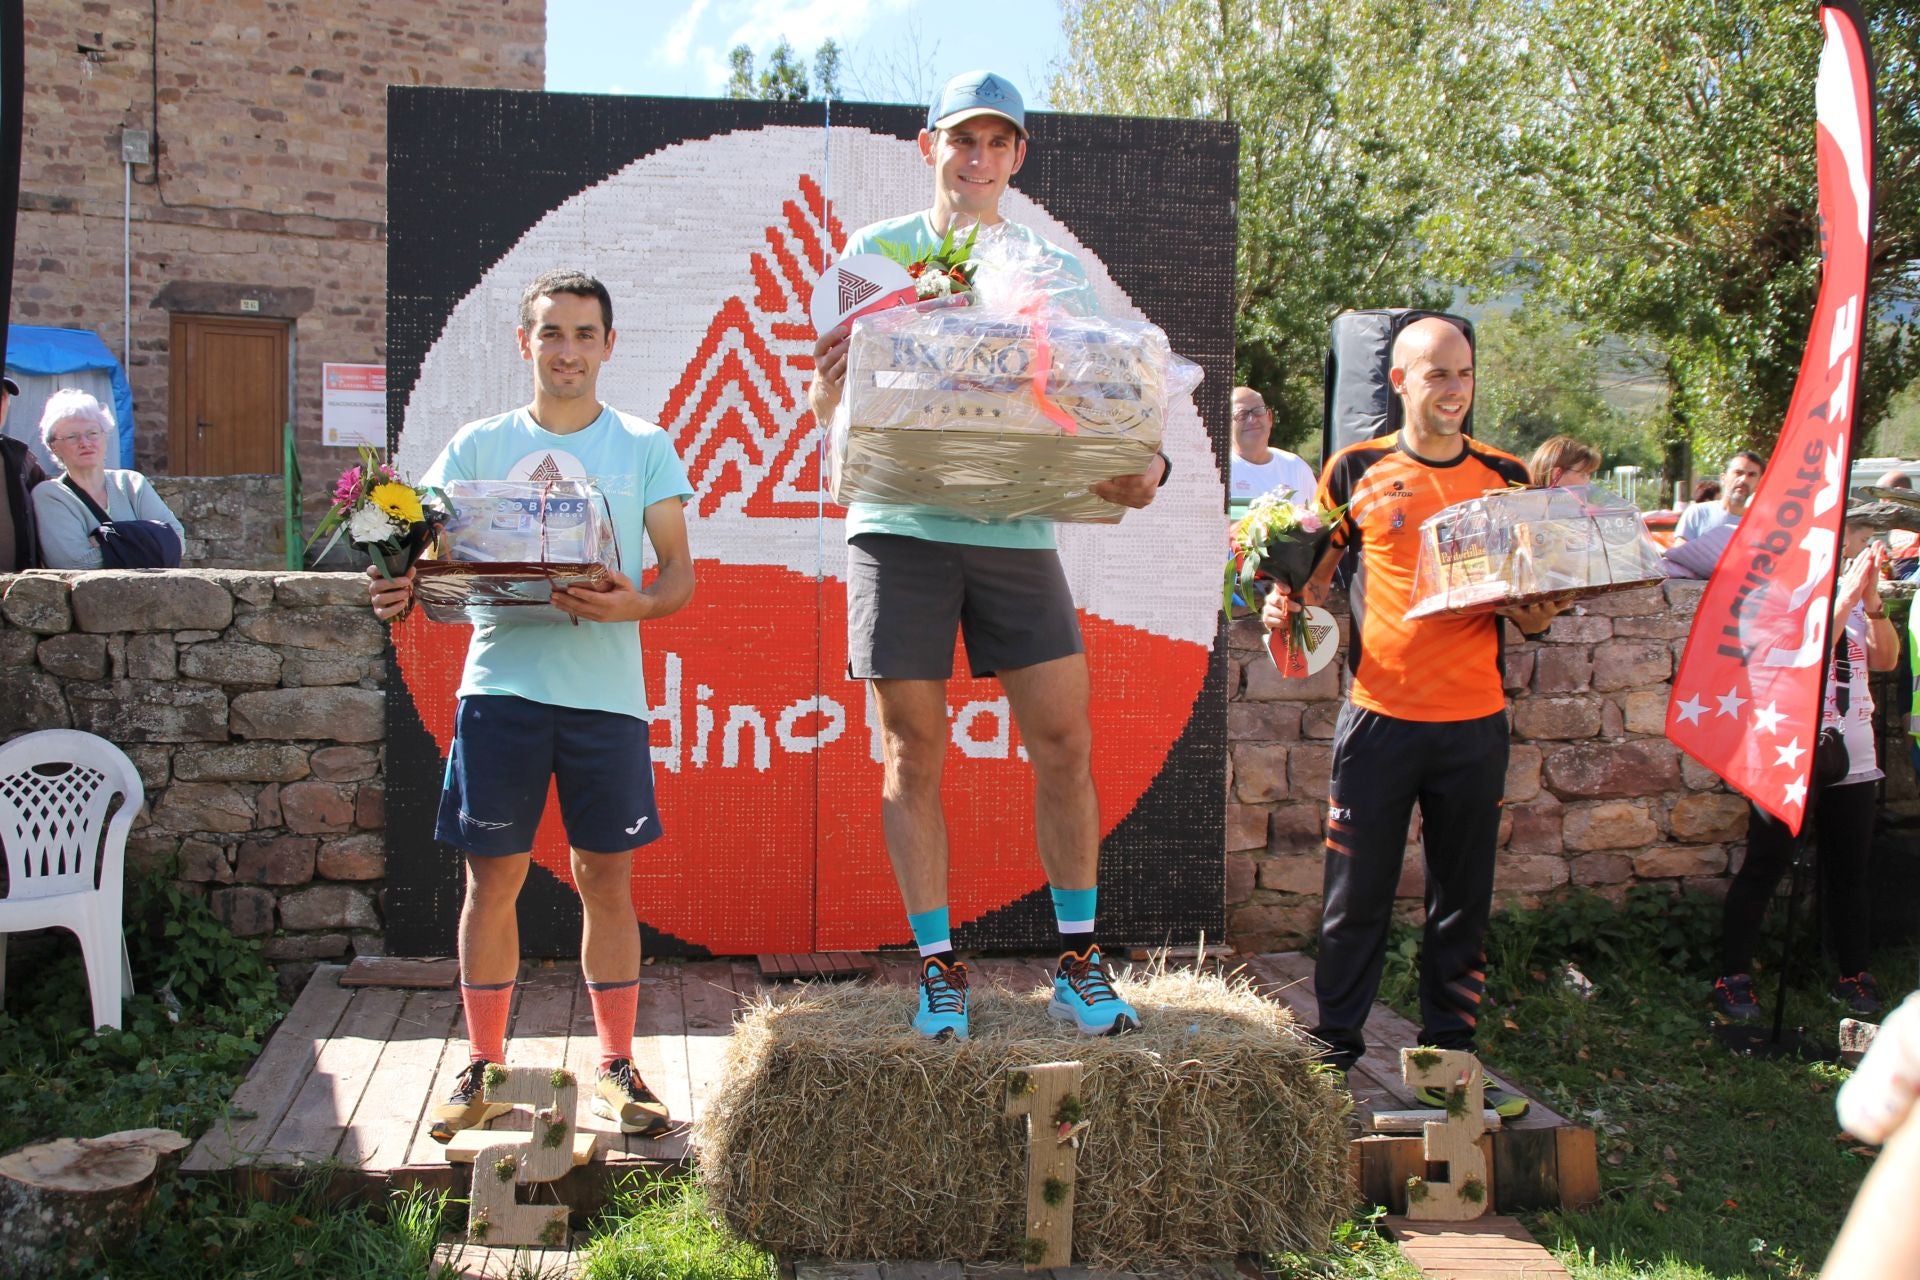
[585,977,639,1070]
[461,980,514,1065]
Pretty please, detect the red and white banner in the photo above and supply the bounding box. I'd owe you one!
[1667,0,1876,832]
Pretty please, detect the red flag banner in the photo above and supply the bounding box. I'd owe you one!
[1667,0,1876,832]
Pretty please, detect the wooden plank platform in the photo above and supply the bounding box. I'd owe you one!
[1384,1216,1572,1278]
[182,951,1594,1226]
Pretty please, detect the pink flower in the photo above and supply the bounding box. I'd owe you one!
[332,466,363,509]
[1299,511,1324,533]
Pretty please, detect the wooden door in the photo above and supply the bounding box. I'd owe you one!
[168,314,288,474]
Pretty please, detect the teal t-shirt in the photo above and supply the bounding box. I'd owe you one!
[839,211,1099,551]
[422,405,694,721]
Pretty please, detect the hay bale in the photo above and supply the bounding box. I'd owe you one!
[694,964,1353,1268]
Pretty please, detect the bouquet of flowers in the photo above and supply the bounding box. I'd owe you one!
[874,220,979,301]
[307,445,445,579]
[1224,486,1347,669]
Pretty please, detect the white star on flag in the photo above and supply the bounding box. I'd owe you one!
[1673,694,1708,726]
[1784,778,1808,809]
[1774,738,1805,769]
[1716,689,1747,718]
[1752,702,1787,735]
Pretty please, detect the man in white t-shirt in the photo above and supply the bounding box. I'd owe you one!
[1228,385,1315,506]
[368,269,695,1145]
[1674,450,1764,542]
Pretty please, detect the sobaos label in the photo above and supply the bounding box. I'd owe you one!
[396,128,1223,954]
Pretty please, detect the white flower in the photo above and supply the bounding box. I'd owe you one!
[348,504,403,545]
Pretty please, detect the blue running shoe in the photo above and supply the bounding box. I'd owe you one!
[912,955,970,1041]
[1048,945,1139,1036]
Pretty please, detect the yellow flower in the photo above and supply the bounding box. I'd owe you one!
[369,482,424,525]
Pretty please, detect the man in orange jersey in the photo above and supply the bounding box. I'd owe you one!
[1263,316,1559,1116]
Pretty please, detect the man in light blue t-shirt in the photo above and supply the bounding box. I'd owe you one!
[369,270,695,1144]
[809,71,1169,1043]
[1675,450,1765,542]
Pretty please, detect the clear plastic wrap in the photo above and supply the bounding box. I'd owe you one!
[829,228,1202,523]
[412,479,619,625]
[1406,486,1667,620]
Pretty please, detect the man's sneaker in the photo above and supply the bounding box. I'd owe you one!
[913,956,970,1041]
[1712,973,1762,1024]
[592,1057,673,1136]
[1833,971,1885,1018]
[1048,945,1140,1036]
[1413,1082,1531,1120]
[427,1059,512,1143]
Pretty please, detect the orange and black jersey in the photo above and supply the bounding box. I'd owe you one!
[1316,433,1530,722]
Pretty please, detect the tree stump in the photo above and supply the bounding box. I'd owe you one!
[0,1127,191,1272]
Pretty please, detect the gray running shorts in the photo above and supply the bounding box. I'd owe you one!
[846,533,1084,679]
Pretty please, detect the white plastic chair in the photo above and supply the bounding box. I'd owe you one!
[0,729,141,1031]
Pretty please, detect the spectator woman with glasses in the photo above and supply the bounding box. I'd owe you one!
[30,389,183,568]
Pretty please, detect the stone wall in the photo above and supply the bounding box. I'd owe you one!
[147,475,288,570]
[4,570,1879,972]
[1,570,386,986]
[12,2,544,496]
[1221,579,1908,953]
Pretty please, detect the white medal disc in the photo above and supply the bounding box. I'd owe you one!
[1264,603,1338,678]
[810,254,916,334]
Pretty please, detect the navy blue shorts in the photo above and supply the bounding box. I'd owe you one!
[435,695,662,857]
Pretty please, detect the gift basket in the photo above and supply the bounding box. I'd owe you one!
[828,230,1201,523]
[412,479,618,624]
[1406,485,1666,620]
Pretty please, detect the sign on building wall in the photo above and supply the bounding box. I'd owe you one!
[383,90,1237,957]
[322,363,385,448]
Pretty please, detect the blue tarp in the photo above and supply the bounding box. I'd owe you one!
[5,325,136,466]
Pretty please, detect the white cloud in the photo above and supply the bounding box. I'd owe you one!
[661,0,711,67]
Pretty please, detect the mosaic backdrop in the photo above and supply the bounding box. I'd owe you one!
[384,90,1237,957]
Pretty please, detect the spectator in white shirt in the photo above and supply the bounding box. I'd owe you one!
[1228,385,1315,506]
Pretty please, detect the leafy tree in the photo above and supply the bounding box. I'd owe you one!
[1052,0,1460,452]
[725,38,841,101]
[814,38,843,101]
[1417,0,1920,475]
[1472,306,1665,481]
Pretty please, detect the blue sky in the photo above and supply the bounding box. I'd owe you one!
[545,1,1069,109]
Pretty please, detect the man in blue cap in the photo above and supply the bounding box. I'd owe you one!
[809,71,1169,1042]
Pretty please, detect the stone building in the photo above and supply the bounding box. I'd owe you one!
[9,2,544,561]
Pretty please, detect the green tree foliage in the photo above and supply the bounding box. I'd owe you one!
[1055,0,1920,475]
[725,38,841,102]
[1473,307,1664,480]
[1418,0,1920,466]
[1052,0,1457,451]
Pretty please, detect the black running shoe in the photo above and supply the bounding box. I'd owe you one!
[1833,971,1884,1019]
[1712,973,1761,1024]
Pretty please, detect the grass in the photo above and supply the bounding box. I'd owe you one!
[0,872,286,1153]
[1361,885,1895,1279]
[90,1177,450,1280]
[576,1176,775,1280]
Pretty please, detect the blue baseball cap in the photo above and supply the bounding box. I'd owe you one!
[927,70,1027,137]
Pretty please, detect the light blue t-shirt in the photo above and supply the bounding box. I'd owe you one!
[422,405,693,721]
[1675,500,1740,542]
[840,211,1099,551]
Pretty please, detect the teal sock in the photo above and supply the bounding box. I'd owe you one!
[907,905,953,962]
[1050,885,1097,955]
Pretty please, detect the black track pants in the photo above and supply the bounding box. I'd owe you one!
[1720,779,1876,979]
[1311,704,1509,1070]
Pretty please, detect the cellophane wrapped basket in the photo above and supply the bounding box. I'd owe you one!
[412,479,617,624]
[829,233,1201,523]
[1406,485,1667,620]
